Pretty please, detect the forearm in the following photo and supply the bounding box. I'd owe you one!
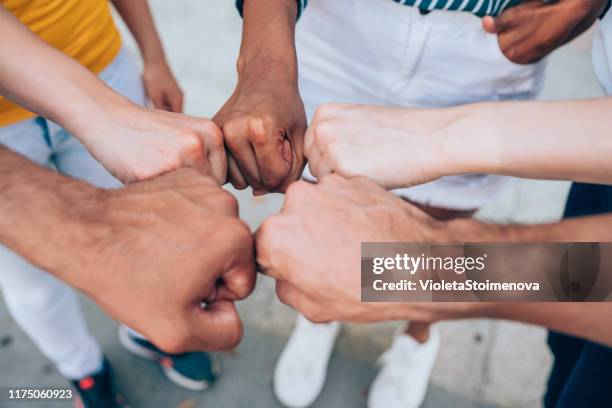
[438,98,612,184]
[445,212,612,243]
[0,8,131,139]
[0,147,101,285]
[111,0,166,64]
[238,0,299,86]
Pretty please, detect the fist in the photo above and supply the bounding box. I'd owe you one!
[256,175,440,323]
[213,84,307,194]
[483,0,607,64]
[85,106,227,185]
[305,103,446,189]
[71,170,255,352]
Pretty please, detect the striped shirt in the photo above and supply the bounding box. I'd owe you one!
[235,0,522,18]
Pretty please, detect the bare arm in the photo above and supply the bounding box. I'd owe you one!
[110,0,183,112]
[0,7,225,183]
[305,98,612,188]
[213,0,307,193]
[0,7,127,139]
[0,146,254,352]
[255,175,612,346]
[443,98,612,185]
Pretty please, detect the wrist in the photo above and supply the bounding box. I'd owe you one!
[436,103,503,178]
[236,53,298,89]
[68,93,139,147]
[141,45,167,66]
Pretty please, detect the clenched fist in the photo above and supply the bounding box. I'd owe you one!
[304,103,450,189]
[256,175,448,323]
[84,104,227,185]
[214,82,307,194]
[56,169,255,352]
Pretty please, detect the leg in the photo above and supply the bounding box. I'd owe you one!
[0,247,103,379]
[553,340,612,407]
[544,332,587,408]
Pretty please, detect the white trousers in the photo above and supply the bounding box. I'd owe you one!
[297,0,547,209]
[0,48,146,380]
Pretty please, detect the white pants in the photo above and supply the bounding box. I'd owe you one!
[297,0,547,209]
[0,48,146,380]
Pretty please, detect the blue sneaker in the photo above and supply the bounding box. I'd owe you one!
[118,326,220,391]
[71,358,129,408]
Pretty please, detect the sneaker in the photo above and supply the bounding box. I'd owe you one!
[118,326,220,391]
[367,324,441,408]
[273,315,341,408]
[71,358,129,408]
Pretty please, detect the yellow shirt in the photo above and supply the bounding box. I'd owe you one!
[0,0,122,126]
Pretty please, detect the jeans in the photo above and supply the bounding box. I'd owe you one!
[0,48,145,380]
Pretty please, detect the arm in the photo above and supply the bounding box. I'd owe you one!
[442,99,612,186]
[111,0,184,112]
[256,175,612,346]
[304,99,612,189]
[214,0,307,194]
[0,146,254,352]
[0,7,225,183]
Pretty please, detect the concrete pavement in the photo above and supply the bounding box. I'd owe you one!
[0,1,606,407]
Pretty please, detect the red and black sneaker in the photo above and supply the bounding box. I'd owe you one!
[71,358,129,408]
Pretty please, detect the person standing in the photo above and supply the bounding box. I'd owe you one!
[0,2,217,406]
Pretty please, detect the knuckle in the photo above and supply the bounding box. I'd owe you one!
[313,102,342,120]
[248,115,274,146]
[311,120,335,146]
[258,215,283,241]
[217,189,239,214]
[179,130,205,157]
[201,121,224,150]
[228,218,253,245]
[285,180,312,201]
[221,122,243,146]
[275,282,291,305]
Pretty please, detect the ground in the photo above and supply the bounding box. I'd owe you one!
[0,1,605,407]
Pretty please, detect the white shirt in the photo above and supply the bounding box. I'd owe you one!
[593,10,612,95]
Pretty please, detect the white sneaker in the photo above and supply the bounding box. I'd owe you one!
[368,324,440,408]
[273,315,341,408]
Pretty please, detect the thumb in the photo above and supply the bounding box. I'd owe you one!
[482,16,498,33]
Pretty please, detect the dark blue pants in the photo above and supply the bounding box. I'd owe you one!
[544,183,612,408]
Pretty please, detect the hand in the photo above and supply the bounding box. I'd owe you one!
[213,80,307,194]
[304,103,451,189]
[142,59,184,112]
[483,0,607,64]
[82,104,227,184]
[60,169,255,352]
[256,174,451,323]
